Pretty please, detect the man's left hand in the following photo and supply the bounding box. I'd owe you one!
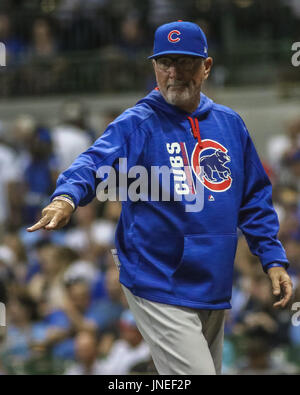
[267,266,293,308]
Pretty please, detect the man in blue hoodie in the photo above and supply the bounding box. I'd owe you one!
[28,21,293,374]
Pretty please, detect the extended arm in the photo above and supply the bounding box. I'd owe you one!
[238,123,292,307]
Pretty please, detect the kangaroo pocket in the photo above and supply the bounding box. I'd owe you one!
[172,234,237,304]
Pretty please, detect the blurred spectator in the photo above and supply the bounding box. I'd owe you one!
[11,115,59,226]
[282,0,300,18]
[235,326,297,375]
[52,99,94,172]
[2,232,27,284]
[0,122,22,232]
[94,310,151,375]
[28,18,58,60]
[63,257,107,302]
[267,118,300,177]
[28,244,74,312]
[56,0,108,51]
[274,185,300,242]
[233,273,291,342]
[284,238,300,275]
[225,271,299,374]
[62,264,125,333]
[0,13,25,64]
[117,16,147,58]
[286,151,300,189]
[23,18,65,95]
[56,0,109,19]
[64,201,119,264]
[24,127,58,224]
[0,244,16,303]
[25,264,125,361]
[12,114,37,152]
[266,133,290,175]
[64,330,103,375]
[147,0,187,28]
[284,119,300,151]
[0,293,39,371]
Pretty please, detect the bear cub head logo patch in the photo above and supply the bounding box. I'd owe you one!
[191,139,232,192]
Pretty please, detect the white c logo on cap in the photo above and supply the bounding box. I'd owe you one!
[168,30,181,43]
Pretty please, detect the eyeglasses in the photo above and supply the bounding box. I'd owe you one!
[154,56,202,72]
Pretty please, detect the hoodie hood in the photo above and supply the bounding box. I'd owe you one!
[137,88,213,119]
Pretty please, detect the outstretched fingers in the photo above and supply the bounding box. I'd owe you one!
[26,214,52,232]
[271,276,281,299]
[44,213,64,230]
[273,279,293,308]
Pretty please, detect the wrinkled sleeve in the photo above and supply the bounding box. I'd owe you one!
[238,122,289,272]
[51,121,147,207]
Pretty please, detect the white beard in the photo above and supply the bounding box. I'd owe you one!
[165,88,191,106]
[164,82,199,108]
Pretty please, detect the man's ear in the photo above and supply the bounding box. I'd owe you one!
[152,59,159,82]
[203,57,213,79]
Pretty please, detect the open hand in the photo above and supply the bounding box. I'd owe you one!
[268,266,293,308]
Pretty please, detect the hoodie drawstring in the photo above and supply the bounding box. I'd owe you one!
[187,116,203,150]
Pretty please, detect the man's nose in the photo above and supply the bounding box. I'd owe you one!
[168,64,183,79]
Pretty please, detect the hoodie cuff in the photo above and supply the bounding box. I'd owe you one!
[52,195,76,211]
[264,262,287,273]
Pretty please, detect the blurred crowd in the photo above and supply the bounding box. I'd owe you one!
[0,0,300,95]
[0,102,156,375]
[0,98,299,375]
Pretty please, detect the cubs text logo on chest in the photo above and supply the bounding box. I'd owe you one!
[166,139,232,195]
[166,142,195,195]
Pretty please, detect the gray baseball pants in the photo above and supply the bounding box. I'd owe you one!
[121,285,225,375]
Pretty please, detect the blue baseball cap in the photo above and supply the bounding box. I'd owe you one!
[148,21,208,59]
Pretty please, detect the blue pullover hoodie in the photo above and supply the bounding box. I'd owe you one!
[51,89,289,309]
